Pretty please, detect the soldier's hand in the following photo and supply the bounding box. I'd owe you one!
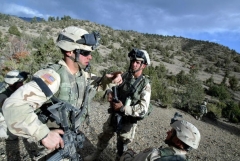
[41,129,64,151]
[112,101,123,111]
[105,71,123,85]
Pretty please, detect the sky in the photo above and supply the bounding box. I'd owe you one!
[1,0,240,53]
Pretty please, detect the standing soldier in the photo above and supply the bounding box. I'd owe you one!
[2,26,122,159]
[196,101,208,120]
[85,48,151,160]
[0,70,29,139]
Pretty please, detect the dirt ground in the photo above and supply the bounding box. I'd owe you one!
[0,101,239,161]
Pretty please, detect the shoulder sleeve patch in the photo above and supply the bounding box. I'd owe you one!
[41,73,55,85]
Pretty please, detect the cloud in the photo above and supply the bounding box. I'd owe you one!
[0,0,240,52]
[1,3,46,18]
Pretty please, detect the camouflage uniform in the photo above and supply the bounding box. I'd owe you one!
[96,72,151,156]
[120,147,187,161]
[0,87,13,138]
[2,59,111,143]
[195,102,208,120]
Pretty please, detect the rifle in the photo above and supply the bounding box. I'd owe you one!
[46,79,91,161]
[112,86,119,103]
[46,102,85,161]
[32,75,91,161]
[109,86,123,133]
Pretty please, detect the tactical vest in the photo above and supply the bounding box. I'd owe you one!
[155,148,188,161]
[47,63,87,108]
[40,63,94,124]
[118,72,149,107]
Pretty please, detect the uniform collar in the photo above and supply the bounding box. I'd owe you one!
[58,59,82,77]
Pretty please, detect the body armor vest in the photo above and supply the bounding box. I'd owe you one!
[118,72,149,106]
[48,63,87,108]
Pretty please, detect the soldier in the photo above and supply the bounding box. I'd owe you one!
[0,70,29,139]
[120,120,201,161]
[2,26,122,158]
[195,101,208,120]
[85,48,151,160]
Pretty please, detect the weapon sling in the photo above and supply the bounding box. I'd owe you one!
[33,76,89,161]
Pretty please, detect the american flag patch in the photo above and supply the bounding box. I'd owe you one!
[41,73,55,85]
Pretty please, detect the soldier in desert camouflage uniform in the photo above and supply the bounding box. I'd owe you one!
[195,101,208,120]
[0,70,28,139]
[85,48,151,161]
[2,26,122,158]
[120,119,201,161]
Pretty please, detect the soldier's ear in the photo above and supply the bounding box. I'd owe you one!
[66,51,74,57]
[141,64,147,69]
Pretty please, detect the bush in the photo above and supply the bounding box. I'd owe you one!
[229,75,239,91]
[222,101,240,123]
[207,85,231,101]
[8,25,21,36]
[207,103,222,118]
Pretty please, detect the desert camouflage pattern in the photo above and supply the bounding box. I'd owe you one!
[0,85,16,139]
[2,60,111,143]
[121,74,151,117]
[0,112,8,138]
[120,147,187,161]
[96,114,138,152]
[96,77,151,153]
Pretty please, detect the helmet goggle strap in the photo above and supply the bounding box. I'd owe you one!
[128,48,147,64]
[57,31,100,50]
[5,75,23,79]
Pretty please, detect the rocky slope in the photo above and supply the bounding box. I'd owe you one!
[0,101,239,161]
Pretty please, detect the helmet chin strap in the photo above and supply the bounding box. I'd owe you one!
[68,51,86,69]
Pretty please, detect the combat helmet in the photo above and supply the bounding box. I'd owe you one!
[171,120,201,149]
[4,70,28,85]
[56,26,100,62]
[128,48,150,65]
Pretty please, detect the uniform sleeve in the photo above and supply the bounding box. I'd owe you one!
[87,72,114,91]
[124,82,151,117]
[2,69,60,142]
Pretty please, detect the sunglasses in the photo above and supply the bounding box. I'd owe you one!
[80,50,91,56]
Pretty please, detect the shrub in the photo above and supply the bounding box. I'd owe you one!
[207,103,222,118]
[229,75,239,91]
[222,101,240,123]
[8,25,21,36]
[207,85,231,101]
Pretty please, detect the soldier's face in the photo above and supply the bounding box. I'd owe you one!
[79,53,92,67]
[131,60,146,71]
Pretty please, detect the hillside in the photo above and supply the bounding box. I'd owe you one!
[0,13,240,160]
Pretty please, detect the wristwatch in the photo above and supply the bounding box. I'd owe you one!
[120,106,125,112]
